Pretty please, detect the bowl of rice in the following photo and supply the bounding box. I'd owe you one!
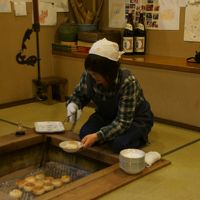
[59,140,83,153]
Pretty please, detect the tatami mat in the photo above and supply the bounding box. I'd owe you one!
[98,141,200,200]
[0,102,94,133]
[0,121,18,136]
[142,123,200,155]
[0,102,67,128]
[0,102,200,200]
[0,102,199,156]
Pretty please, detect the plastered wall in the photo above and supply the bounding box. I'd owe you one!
[99,4,200,58]
[124,65,200,127]
[0,1,199,111]
[0,3,65,104]
[53,55,200,127]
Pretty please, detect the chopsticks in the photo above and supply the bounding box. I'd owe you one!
[63,111,77,132]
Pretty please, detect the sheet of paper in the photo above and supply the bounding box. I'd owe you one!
[125,0,140,26]
[0,0,11,12]
[143,0,160,29]
[184,4,200,42]
[39,1,57,25]
[145,0,180,30]
[108,0,125,28]
[12,0,68,12]
[158,0,180,30]
[11,0,31,3]
[109,0,181,30]
[13,1,27,16]
[178,0,187,7]
[41,0,68,12]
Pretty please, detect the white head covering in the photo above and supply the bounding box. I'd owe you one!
[89,38,124,61]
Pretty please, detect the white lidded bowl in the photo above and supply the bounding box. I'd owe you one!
[119,149,145,174]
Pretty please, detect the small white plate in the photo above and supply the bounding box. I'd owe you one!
[59,141,83,153]
[34,121,65,133]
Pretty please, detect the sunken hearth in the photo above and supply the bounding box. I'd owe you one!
[0,130,170,200]
[0,135,110,199]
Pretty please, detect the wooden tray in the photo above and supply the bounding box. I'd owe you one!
[37,159,171,200]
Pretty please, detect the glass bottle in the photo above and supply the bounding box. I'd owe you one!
[122,9,134,55]
[134,12,146,55]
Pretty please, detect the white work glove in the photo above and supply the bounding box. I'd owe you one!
[67,102,82,123]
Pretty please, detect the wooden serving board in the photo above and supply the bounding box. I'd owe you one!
[37,159,171,200]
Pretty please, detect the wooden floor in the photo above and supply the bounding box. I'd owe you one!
[0,102,200,200]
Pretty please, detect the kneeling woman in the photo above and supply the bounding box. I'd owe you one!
[67,38,154,153]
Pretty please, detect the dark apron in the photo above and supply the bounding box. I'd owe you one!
[80,70,154,152]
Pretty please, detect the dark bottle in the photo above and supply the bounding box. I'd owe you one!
[134,12,146,55]
[122,10,134,55]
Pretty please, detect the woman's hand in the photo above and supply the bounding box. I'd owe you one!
[81,133,99,148]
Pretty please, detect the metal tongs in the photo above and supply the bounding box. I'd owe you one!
[63,111,77,132]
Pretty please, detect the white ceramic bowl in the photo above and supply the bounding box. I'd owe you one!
[59,141,83,153]
[119,149,145,174]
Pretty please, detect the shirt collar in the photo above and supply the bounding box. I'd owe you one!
[114,70,120,85]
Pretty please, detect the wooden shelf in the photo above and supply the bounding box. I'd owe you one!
[52,50,200,74]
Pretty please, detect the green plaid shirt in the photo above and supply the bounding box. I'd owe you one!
[67,69,145,141]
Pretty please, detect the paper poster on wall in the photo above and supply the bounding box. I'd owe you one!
[178,0,187,7]
[13,1,27,16]
[108,0,125,28]
[184,4,200,42]
[0,0,11,12]
[109,0,180,30]
[41,0,69,12]
[39,1,57,25]
[11,0,69,12]
[143,0,160,29]
[158,0,180,30]
[125,0,140,25]
[144,0,180,30]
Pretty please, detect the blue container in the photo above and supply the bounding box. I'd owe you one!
[58,23,78,42]
[77,24,97,32]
